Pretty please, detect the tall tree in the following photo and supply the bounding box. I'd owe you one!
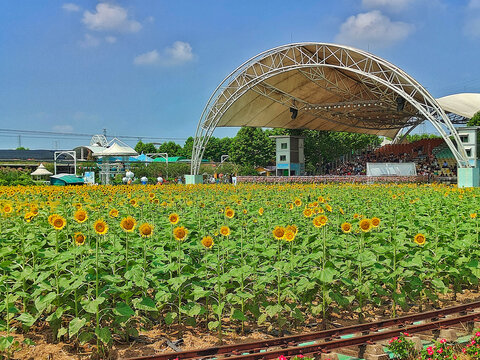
[230,127,275,167]
[157,141,183,157]
[467,111,480,126]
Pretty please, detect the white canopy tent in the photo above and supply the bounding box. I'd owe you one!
[30,163,53,177]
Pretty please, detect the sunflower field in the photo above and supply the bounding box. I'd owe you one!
[0,183,479,352]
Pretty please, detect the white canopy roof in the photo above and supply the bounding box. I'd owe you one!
[436,93,480,119]
[93,142,138,157]
[31,163,53,176]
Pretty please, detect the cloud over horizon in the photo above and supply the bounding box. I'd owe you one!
[62,3,80,12]
[362,0,413,12]
[134,41,194,66]
[335,10,414,49]
[82,3,142,33]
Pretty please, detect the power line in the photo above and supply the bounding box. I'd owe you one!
[0,128,188,142]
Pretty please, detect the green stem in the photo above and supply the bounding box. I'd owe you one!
[55,231,60,308]
[95,235,100,350]
[177,240,182,330]
[125,231,129,275]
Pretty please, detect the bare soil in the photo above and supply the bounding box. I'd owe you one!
[3,287,480,360]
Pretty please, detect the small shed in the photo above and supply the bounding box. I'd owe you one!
[50,174,85,186]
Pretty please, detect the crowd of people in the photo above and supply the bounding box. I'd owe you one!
[325,150,457,178]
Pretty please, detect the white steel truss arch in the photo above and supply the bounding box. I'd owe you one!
[191,43,469,174]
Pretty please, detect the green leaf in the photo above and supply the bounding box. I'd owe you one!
[23,338,35,346]
[232,309,247,321]
[17,312,36,327]
[257,313,267,325]
[68,317,86,338]
[164,312,177,325]
[208,320,219,331]
[95,327,112,345]
[114,302,135,317]
[431,279,446,290]
[265,304,283,318]
[133,297,157,312]
[34,292,57,313]
[58,327,67,338]
[212,302,225,316]
[83,297,105,314]
[186,304,202,317]
[78,331,94,345]
[0,336,15,351]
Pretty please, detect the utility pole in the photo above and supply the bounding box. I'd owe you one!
[17,135,21,148]
[103,128,107,137]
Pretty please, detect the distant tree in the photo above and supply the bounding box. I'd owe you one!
[15,147,29,150]
[230,127,275,167]
[143,143,157,154]
[134,140,145,154]
[203,136,233,162]
[405,134,441,143]
[181,137,195,158]
[467,111,480,126]
[157,141,182,156]
[134,141,156,154]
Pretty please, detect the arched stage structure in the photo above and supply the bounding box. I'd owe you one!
[191,43,473,179]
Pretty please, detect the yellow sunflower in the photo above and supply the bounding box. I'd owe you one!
[284,229,296,242]
[139,223,154,238]
[24,212,35,222]
[359,218,372,232]
[414,233,426,246]
[325,204,332,212]
[52,215,66,230]
[120,216,137,232]
[93,219,108,235]
[3,204,13,214]
[74,232,86,246]
[471,213,477,219]
[341,222,352,233]
[173,226,188,241]
[130,198,138,207]
[109,208,119,218]
[220,225,230,237]
[272,226,285,240]
[48,214,58,226]
[168,213,179,225]
[286,224,298,235]
[258,207,264,216]
[303,208,313,218]
[371,217,381,228]
[313,215,328,228]
[294,198,302,207]
[74,209,88,223]
[201,236,214,249]
[225,208,235,219]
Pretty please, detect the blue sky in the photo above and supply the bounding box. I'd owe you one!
[0,0,479,149]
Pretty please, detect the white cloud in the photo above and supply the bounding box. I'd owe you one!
[335,10,414,49]
[464,16,480,37]
[53,125,74,133]
[464,0,480,37]
[362,0,413,12]
[165,41,194,63]
[62,3,80,12]
[134,50,160,65]
[134,41,194,66]
[468,0,480,9]
[105,36,117,44]
[82,3,142,33]
[79,34,101,48]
